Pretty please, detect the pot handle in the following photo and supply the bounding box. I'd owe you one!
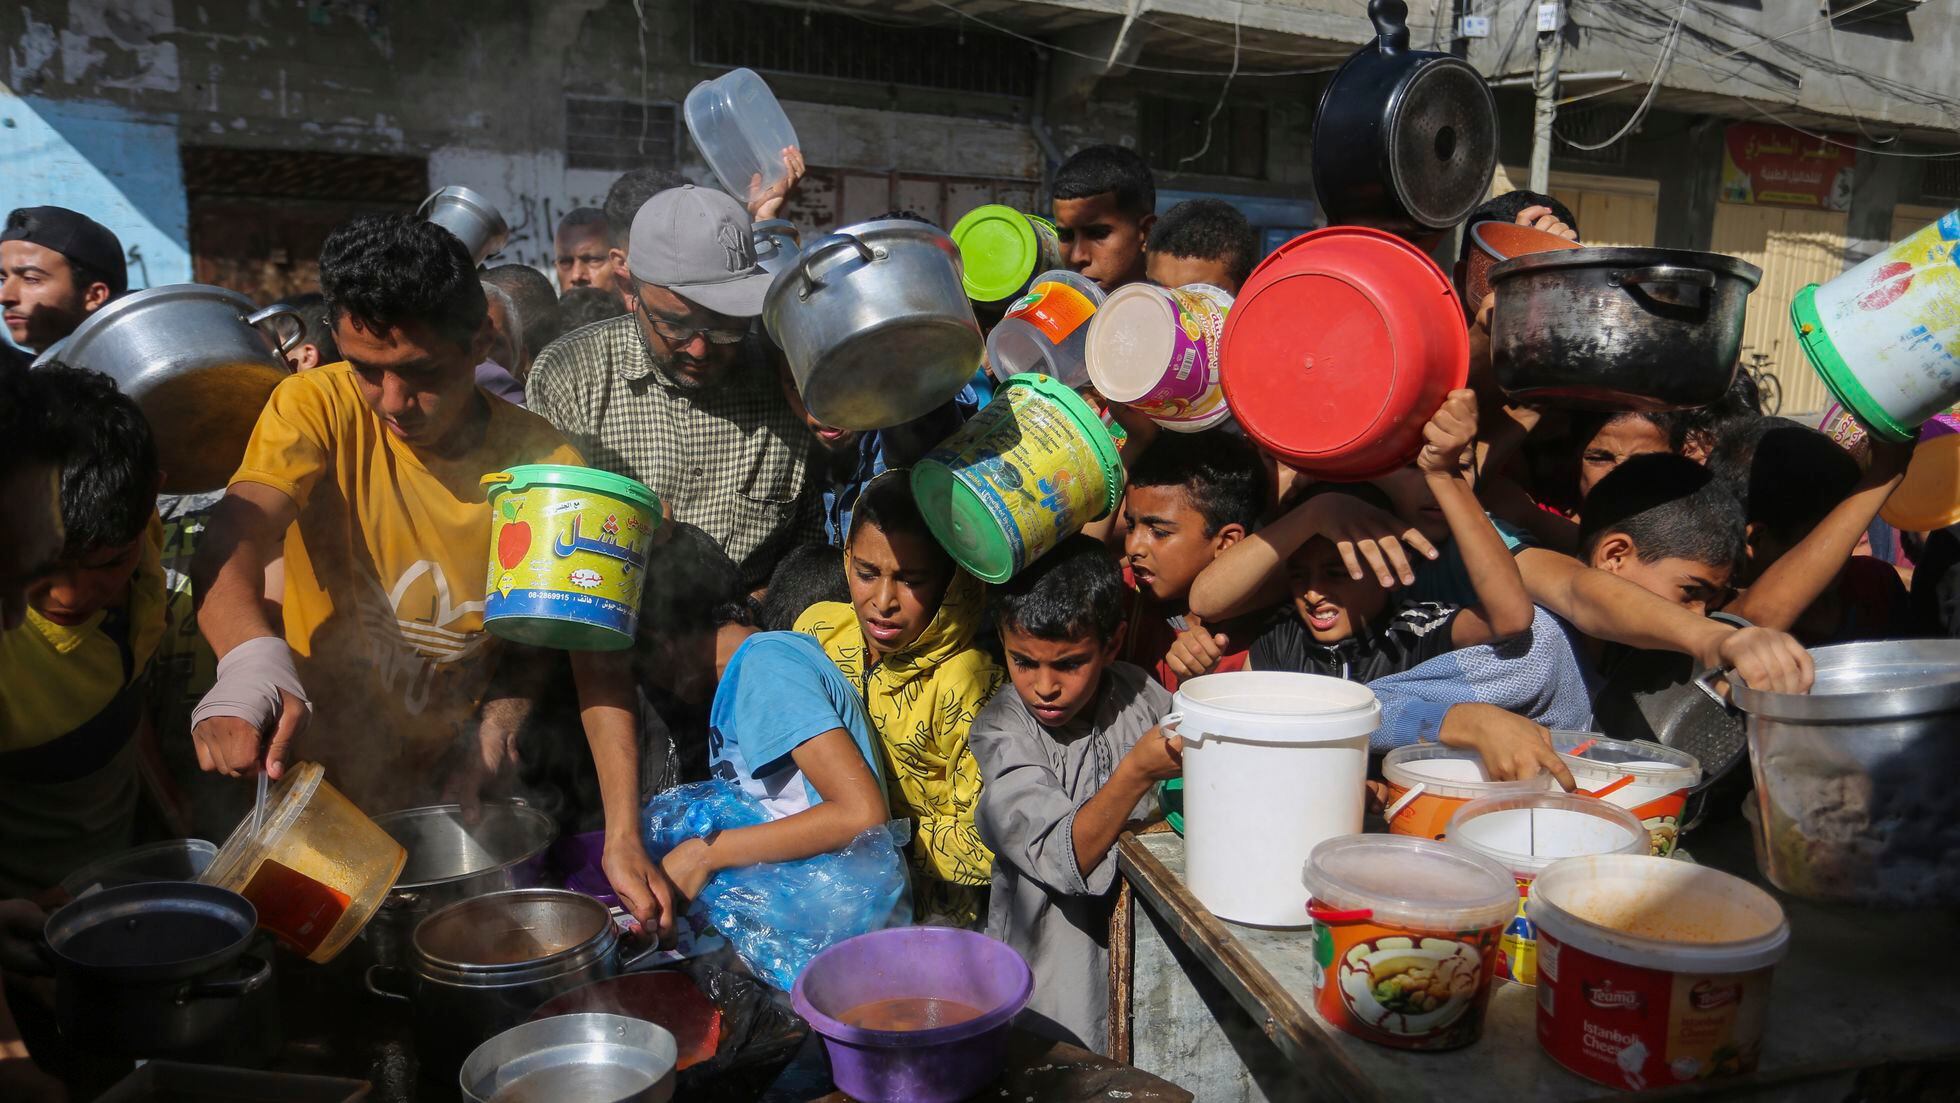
[181,953,272,1001]
[244,304,307,357]
[1610,266,1717,292]
[793,233,877,301]
[1157,712,1204,747]
[415,189,440,217]
[1382,782,1426,824]
[1368,0,1411,52]
[364,963,413,1003]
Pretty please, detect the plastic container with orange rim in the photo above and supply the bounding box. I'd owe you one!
[1445,793,1647,986]
[1549,731,1701,856]
[200,761,406,963]
[1530,855,1790,1091]
[1380,743,1555,840]
[1301,835,1519,1051]
[1221,227,1467,479]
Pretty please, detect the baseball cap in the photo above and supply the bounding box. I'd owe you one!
[2,207,128,295]
[626,185,773,318]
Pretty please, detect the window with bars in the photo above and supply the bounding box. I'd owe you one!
[1138,97,1269,179]
[691,0,1036,98]
[1553,104,1634,168]
[565,97,679,172]
[1922,158,1960,202]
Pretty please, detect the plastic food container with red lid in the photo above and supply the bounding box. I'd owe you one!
[1220,227,1468,479]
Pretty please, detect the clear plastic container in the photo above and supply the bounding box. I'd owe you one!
[199,761,405,963]
[984,270,1104,387]
[685,68,800,202]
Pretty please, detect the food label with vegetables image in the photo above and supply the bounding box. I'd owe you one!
[1309,911,1505,1050]
[1535,930,1773,1089]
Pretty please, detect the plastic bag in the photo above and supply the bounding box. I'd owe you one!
[644,780,907,991]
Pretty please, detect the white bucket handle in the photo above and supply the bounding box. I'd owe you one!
[1158,711,1204,746]
[1383,782,1427,824]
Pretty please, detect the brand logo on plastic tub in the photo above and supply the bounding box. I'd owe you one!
[1535,931,1774,1090]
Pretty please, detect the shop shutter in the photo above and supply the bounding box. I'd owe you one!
[1709,203,1851,418]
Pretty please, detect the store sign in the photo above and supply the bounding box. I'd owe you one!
[1720,123,1857,210]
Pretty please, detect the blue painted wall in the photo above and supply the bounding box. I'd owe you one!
[0,94,191,349]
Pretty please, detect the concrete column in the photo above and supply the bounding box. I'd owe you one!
[1654,116,1723,252]
[1846,150,1906,266]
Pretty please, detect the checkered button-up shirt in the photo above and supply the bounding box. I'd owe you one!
[527,315,820,587]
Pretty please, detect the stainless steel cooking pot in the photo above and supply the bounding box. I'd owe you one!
[1488,247,1762,411]
[364,800,556,971]
[419,185,511,265]
[752,218,802,276]
[460,1013,679,1103]
[1312,0,1498,235]
[45,882,272,1056]
[763,218,982,431]
[365,888,661,1078]
[37,284,301,493]
[1721,639,1960,908]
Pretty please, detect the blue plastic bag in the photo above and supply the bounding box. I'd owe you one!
[643,781,907,991]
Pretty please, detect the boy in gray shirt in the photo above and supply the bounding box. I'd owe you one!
[972,536,1181,1054]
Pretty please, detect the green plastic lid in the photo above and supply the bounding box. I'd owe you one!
[952,205,1048,303]
[482,463,662,511]
[1791,284,1914,444]
[911,373,1122,583]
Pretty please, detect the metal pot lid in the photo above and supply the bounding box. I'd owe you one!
[414,888,611,975]
[374,801,557,891]
[1384,59,1498,230]
[1728,638,1960,722]
[1487,246,1764,288]
[46,882,256,981]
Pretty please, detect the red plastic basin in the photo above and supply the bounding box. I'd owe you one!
[1222,227,1468,480]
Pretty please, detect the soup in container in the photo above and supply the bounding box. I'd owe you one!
[1530,854,1790,1091]
[1444,793,1646,986]
[1380,743,1556,840]
[1550,732,1701,855]
[1301,835,1518,1051]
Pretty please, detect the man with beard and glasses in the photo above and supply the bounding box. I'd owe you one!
[528,186,816,588]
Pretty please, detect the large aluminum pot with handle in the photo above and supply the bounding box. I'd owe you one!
[365,888,662,1079]
[37,284,300,493]
[1488,247,1761,411]
[363,800,556,972]
[763,218,982,432]
[1722,639,1960,908]
[418,184,510,264]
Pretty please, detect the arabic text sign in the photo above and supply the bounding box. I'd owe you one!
[1720,123,1857,211]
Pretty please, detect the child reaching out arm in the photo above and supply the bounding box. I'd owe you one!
[1418,389,1536,646]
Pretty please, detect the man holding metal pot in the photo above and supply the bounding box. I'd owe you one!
[186,214,679,933]
[0,206,127,373]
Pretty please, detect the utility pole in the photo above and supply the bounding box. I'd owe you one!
[1529,0,1562,194]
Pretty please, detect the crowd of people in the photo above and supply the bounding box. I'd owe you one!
[0,138,1943,1080]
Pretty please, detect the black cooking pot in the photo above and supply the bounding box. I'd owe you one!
[1313,0,1498,236]
[45,882,271,1056]
[1488,246,1763,411]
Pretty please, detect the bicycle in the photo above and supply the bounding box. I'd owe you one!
[1741,350,1783,416]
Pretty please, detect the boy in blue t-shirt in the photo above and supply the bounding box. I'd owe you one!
[658,624,891,902]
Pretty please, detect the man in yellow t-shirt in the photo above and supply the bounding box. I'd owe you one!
[189,214,677,932]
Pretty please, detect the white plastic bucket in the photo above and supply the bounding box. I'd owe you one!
[1168,671,1379,927]
[1549,732,1701,856]
[984,270,1105,387]
[1793,209,1960,442]
[1530,855,1789,1091]
[1445,793,1647,986]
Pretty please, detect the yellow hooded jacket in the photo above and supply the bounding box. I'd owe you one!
[796,570,1003,925]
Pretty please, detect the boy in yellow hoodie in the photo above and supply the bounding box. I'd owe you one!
[797,472,1003,926]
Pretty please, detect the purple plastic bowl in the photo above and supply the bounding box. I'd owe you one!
[791,927,1032,1103]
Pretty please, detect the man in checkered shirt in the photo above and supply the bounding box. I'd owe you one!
[528,185,819,588]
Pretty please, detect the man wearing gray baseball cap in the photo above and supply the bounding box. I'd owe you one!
[528,185,814,587]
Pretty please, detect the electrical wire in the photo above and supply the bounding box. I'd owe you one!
[1556,0,1888,107]
[1555,0,1688,150]
[1177,1,1243,168]
[1822,6,1896,143]
[1736,98,1960,159]
[912,0,1343,76]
